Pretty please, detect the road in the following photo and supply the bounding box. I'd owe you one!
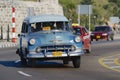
[0,39,120,80]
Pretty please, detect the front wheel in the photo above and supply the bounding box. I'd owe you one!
[111,36,114,41]
[107,36,110,41]
[20,57,27,65]
[86,49,91,53]
[85,45,91,53]
[72,56,81,68]
[28,59,36,67]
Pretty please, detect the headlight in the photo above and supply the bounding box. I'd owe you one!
[74,36,81,42]
[29,38,36,45]
[102,33,107,36]
[36,47,41,53]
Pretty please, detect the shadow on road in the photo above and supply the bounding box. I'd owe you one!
[0,61,16,67]
[0,60,73,68]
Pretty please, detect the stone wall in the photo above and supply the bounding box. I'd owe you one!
[0,0,63,39]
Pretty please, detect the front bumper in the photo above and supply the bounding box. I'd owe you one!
[26,49,83,59]
[91,35,108,40]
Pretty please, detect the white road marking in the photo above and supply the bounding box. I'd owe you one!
[110,66,120,69]
[99,54,120,73]
[18,71,32,77]
[103,58,114,61]
[103,62,114,64]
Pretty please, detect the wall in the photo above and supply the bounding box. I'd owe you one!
[0,0,63,39]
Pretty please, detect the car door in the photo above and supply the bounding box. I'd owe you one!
[82,27,91,49]
[19,22,29,50]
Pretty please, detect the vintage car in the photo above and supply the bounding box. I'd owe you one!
[91,26,114,41]
[72,24,91,53]
[16,14,84,68]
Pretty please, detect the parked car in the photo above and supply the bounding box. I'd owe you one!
[91,26,114,41]
[16,15,84,68]
[72,24,91,53]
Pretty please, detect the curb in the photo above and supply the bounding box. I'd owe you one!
[0,42,18,48]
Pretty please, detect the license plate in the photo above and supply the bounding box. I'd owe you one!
[42,26,51,30]
[96,36,100,38]
[52,51,62,57]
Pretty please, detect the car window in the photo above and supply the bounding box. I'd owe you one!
[30,22,69,32]
[82,27,88,33]
[21,23,28,33]
[94,26,110,31]
[72,28,81,35]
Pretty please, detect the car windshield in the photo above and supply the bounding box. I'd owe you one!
[94,26,109,32]
[72,28,81,35]
[30,22,69,32]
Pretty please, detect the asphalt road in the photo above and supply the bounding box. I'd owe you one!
[0,39,120,80]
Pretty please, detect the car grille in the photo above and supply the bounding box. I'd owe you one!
[40,45,74,52]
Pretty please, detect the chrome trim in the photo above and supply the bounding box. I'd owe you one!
[27,48,83,58]
[49,40,62,43]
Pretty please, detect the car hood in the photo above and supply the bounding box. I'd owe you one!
[29,30,74,45]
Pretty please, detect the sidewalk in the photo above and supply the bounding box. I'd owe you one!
[0,41,18,48]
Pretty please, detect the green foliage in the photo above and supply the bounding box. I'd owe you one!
[60,0,120,27]
[108,0,120,16]
[80,0,94,5]
[21,0,120,28]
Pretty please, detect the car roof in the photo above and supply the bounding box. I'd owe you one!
[72,25,86,29]
[24,14,68,23]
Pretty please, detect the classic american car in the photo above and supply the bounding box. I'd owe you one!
[72,24,91,53]
[16,14,84,68]
[91,26,114,41]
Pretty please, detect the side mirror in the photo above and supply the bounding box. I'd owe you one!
[18,34,20,37]
[18,34,25,37]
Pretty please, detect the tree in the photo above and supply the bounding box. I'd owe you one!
[108,0,120,16]
[80,0,94,5]
[59,0,77,22]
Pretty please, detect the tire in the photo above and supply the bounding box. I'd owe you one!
[28,59,36,67]
[111,36,114,41]
[85,45,91,53]
[86,49,91,53]
[72,56,81,68]
[107,35,110,41]
[91,38,93,41]
[20,57,27,65]
[20,48,27,65]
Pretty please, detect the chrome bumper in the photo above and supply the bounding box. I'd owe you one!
[27,49,84,58]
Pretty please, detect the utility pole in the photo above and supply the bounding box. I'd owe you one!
[11,0,16,42]
[1,26,3,40]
